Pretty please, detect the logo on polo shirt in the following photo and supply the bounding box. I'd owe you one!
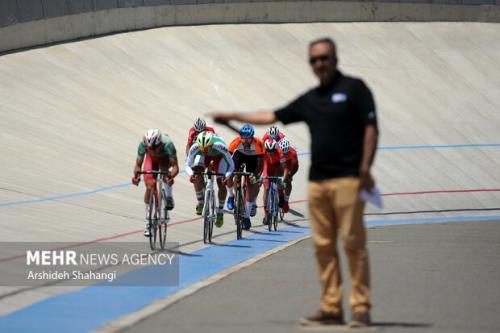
[331,93,347,103]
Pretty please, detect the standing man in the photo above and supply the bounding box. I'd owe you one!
[209,37,378,328]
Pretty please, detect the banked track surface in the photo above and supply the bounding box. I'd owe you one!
[0,21,500,319]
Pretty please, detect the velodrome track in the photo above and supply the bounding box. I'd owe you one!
[0,22,500,332]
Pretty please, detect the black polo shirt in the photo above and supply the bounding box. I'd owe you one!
[274,71,377,181]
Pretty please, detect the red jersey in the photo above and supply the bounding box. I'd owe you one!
[283,147,298,170]
[262,132,285,143]
[264,147,286,176]
[187,125,216,146]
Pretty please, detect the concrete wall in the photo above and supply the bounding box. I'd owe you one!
[1,0,500,53]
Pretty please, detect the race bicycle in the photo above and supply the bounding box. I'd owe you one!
[262,176,284,232]
[138,171,171,250]
[196,162,224,244]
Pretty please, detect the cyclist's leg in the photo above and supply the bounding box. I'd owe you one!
[277,166,286,208]
[244,155,259,217]
[143,154,158,216]
[143,154,158,235]
[285,165,298,199]
[190,154,210,215]
[192,155,206,215]
[227,153,242,210]
[283,165,297,212]
[213,155,227,227]
[262,164,270,217]
[262,173,271,225]
[158,156,174,210]
[215,155,227,212]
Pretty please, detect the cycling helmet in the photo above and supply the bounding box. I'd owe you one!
[267,126,280,140]
[264,139,278,151]
[193,118,206,132]
[196,131,215,150]
[239,124,255,139]
[278,138,291,154]
[143,129,161,147]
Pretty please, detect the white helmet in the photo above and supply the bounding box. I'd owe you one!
[278,138,291,154]
[196,131,215,149]
[194,118,206,132]
[264,139,278,151]
[267,126,280,140]
[143,129,161,147]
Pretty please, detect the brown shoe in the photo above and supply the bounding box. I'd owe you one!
[348,312,371,328]
[299,310,344,326]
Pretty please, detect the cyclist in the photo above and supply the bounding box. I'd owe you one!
[132,129,179,237]
[278,138,299,213]
[185,117,216,155]
[261,139,287,225]
[227,124,265,230]
[185,131,234,228]
[261,125,285,143]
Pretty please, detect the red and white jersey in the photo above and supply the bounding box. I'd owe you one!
[187,125,216,146]
[262,131,285,143]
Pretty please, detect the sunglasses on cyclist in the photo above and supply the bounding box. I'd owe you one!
[309,54,331,65]
[241,138,253,143]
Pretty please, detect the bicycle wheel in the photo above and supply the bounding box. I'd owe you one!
[203,190,210,244]
[159,187,168,250]
[148,187,158,251]
[235,187,243,240]
[208,190,215,243]
[267,186,273,232]
[273,186,279,231]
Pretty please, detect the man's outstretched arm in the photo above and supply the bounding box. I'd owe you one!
[208,110,277,125]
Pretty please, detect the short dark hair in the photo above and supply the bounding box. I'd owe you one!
[309,37,337,58]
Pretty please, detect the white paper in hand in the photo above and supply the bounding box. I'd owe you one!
[360,186,383,209]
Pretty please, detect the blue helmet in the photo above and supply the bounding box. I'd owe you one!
[239,124,255,139]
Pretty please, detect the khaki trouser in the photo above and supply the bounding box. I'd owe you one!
[308,177,370,316]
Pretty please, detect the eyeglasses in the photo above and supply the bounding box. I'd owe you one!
[241,138,253,143]
[200,146,212,153]
[309,55,331,65]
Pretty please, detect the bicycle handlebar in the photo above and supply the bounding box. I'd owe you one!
[232,171,254,176]
[137,171,171,175]
[194,171,226,177]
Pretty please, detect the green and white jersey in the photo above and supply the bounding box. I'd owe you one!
[185,136,234,177]
[137,133,177,159]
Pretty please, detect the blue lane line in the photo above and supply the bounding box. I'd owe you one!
[1,214,499,332]
[2,143,500,208]
[0,168,187,208]
[0,183,131,207]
